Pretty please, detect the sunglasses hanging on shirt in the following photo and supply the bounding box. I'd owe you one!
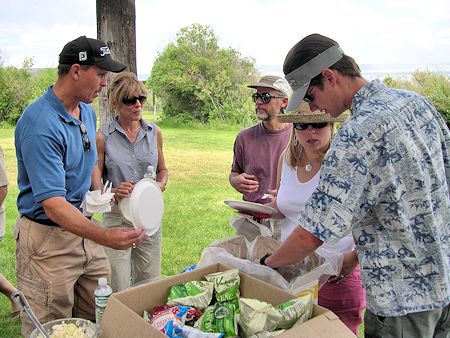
[79,123,91,151]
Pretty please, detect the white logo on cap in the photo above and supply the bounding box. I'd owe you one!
[99,46,111,57]
[79,51,87,61]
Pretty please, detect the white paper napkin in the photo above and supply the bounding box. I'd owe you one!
[81,190,115,216]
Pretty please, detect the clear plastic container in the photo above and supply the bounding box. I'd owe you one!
[30,318,98,338]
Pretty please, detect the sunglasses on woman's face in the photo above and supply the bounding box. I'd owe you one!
[122,94,147,106]
[251,93,284,104]
[293,122,328,130]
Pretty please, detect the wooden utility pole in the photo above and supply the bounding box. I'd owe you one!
[96,0,136,127]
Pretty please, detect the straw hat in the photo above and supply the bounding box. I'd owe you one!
[276,101,348,123]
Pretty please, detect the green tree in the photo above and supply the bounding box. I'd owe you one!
[384,71,450,124]
[148,24,258,125]
[0,58,33,124]
[30,67,57,102]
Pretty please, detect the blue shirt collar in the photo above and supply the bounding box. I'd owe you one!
[350,79,386,115]
[45,85,84,125]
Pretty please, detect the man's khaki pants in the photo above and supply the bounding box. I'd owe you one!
[14,217,111,337]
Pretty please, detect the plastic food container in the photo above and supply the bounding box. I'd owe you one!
[29,318,98,338]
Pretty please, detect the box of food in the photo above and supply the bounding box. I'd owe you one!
[100,263,354,337]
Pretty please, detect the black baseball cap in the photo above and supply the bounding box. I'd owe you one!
[59,35,127,72]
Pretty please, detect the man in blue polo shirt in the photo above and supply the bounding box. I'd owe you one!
[14,36,146,336]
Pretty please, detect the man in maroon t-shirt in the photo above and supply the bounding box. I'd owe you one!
[229,75,292,204]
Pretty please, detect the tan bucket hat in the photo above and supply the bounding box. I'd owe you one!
[248,75,292,97]
[276,101,348,123]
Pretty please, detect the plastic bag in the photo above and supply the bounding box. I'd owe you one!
[229,215,272,241]
[198,235,341,292]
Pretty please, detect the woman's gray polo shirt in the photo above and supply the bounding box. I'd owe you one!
[100,118,158,190]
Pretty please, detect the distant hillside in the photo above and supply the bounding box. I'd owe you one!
[254,63,450,81]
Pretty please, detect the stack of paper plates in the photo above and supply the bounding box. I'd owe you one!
[119,179,164,236]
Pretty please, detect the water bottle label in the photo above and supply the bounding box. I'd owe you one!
[95,308,104,324]
[95,295,109,307]
[96,296,110,322]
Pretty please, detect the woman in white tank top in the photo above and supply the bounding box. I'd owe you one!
[267,102,365,335]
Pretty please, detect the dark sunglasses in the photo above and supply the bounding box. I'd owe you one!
[122,94,147,106]
[293,122,328,130]
[79,123,91,151]
[251,93,284,104]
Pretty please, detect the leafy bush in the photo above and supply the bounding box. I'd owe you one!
[384,71,450,124]
[0,55,57,125]
[0,59,33,124]
[30,68,57,102]
[148,24,258,124]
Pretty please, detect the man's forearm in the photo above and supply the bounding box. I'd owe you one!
[42,196,106,244]
[264,226,323,269]
[229,171,240,190]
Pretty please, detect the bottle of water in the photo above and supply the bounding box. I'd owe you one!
[143,165,157,180]
[94,277,112,324]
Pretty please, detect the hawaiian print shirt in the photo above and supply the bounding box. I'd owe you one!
[298,80,450,316]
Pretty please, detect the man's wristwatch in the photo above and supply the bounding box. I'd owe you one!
[260,253,277,270]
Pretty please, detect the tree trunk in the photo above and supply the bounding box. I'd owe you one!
[96,0,136,127]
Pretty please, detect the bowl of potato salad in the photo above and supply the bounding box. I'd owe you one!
[30,318,98,338]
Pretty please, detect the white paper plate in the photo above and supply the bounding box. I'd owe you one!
[119,179,164,236]
[119,197,133,223]
[224,200,276,215]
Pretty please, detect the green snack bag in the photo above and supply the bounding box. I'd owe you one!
[276,294,313,329]
[195,301,239,337]
[167,280,214,310]
[238,298,282,337]
[205,269,240,302]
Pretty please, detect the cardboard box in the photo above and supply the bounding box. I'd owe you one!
[100,263,355,337]
[289,263,330,301]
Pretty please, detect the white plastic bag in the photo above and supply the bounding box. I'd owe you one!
[229,214,272,241]
[197,235,340,292]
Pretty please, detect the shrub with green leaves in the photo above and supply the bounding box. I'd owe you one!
[384,71,450,125]
[0,55,57,125]
[0,59,33,124]
[148,23,258,125]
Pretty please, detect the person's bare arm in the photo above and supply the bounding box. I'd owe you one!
[93,131,106,191]
[229,171,259,195]
[267,155,284,199]
[329,250,359,283]
[265,154,285,217]
[0,185,7,206]
[91,166,102,191]
[155,127,168,192]
[259,226,323,268]
[41,196,145,250]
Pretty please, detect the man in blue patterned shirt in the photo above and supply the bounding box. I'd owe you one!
[258,34,450,337]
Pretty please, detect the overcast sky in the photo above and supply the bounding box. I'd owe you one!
[1,0,449,77]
